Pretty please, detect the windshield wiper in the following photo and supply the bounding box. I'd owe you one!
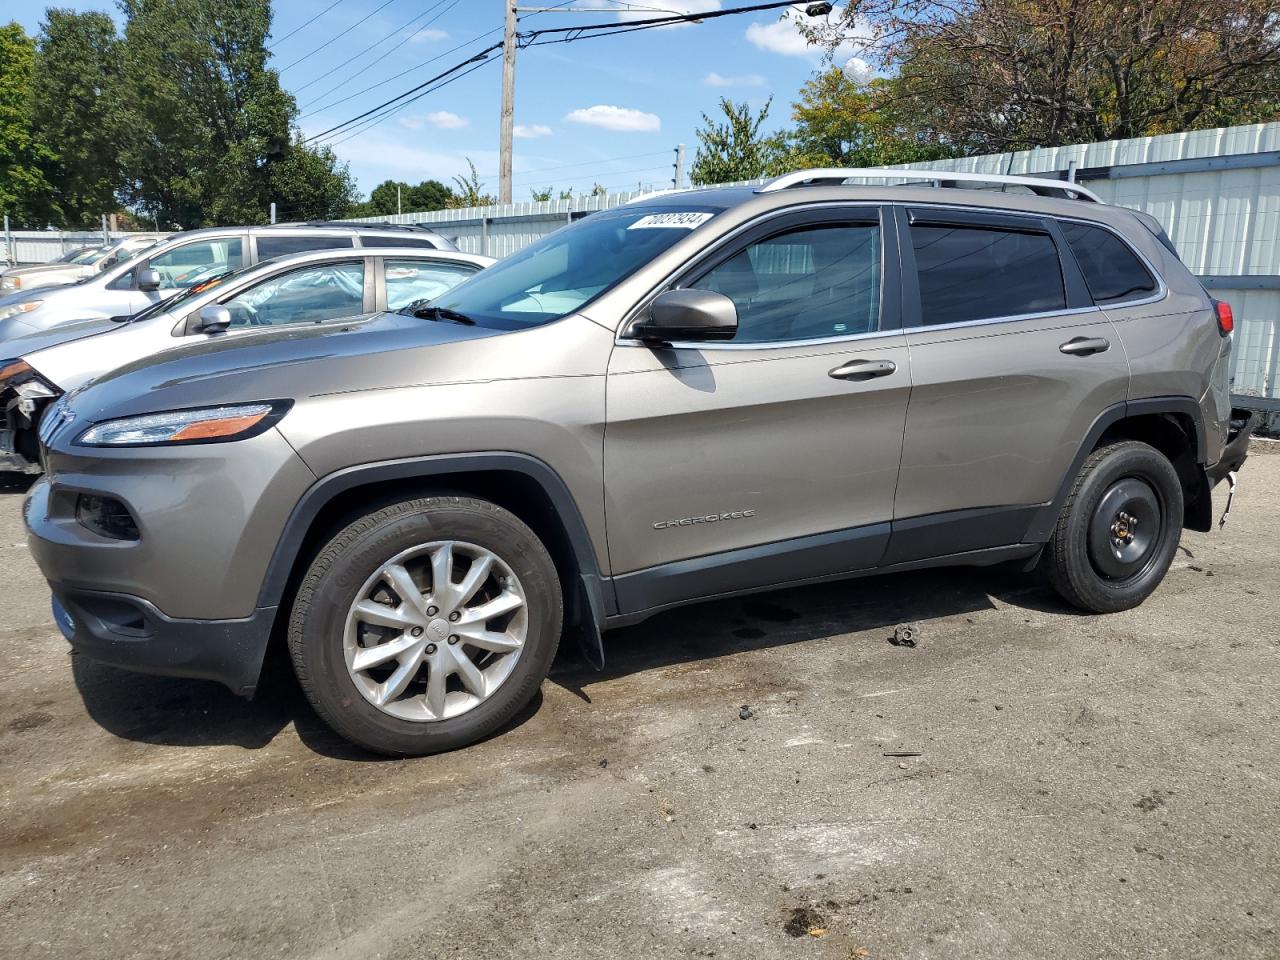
[405,302,475,325]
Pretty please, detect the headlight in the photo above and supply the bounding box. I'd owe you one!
[76,402,291,447]
[1,276,18,290]
[0,300,43,322]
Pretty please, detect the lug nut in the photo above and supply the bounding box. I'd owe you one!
[410,626,424,638]
[425,643,437,655]
[448,611,460,622]
[427,605,438,616]
[448,635,459,645]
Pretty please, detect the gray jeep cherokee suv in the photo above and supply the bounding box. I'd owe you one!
[25,170,1255,755]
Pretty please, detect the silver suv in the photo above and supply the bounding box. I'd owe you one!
[24,170,1255,755]
[0,222,455,341]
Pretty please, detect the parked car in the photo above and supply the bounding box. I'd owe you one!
[1,236,163,294]
[0,246,490,473]
[24,170,1254,756]
[0,221,456,341]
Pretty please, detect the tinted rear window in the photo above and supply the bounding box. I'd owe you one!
[1059,221,1157,303]
[256,234,354,260]
[911,223,1066,325]
[358,235,440,249]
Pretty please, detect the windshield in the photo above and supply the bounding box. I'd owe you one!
[428,206,722,329]
[124,265,247,323]
[59,247,93,264]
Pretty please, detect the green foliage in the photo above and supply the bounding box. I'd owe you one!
[530,187,553,202]
[269,137,359,222]
[446,158,495,208]
[29,10,123,228]
[690,98,789,186]
[0,22,54,226]
[788,69,958,168]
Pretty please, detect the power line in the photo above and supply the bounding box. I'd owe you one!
[512,149,669,178]
[518,0,803,46]
[293,0,459,96]
[279,0,402,74]
[268,0,345,50]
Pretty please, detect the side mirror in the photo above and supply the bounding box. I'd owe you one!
[630,289,737,344]
[196,304,232,334]
[137,268,162,292]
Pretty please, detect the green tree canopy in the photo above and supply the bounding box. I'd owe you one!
[29,10,122,228]
[0,22,54,227]
[689,98,789,186]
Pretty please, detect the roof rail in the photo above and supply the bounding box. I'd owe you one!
[756,167,1102,203]
[292,220,440,232]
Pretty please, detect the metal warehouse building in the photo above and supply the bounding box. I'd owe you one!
[350,121,1280,411]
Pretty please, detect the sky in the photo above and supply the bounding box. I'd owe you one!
[7,1,863,200]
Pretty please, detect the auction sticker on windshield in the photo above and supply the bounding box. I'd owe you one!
[627,212,715,230]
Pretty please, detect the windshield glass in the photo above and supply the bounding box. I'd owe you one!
[428,206,722,329]
[124,265,247,322]
[59,247,93,264]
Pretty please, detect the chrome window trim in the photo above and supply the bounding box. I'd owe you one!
[614,201,888,351]
[904,304,1103,336]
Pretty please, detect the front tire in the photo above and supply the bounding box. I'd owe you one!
[1045,440,1183,613]
[288,496,562,756]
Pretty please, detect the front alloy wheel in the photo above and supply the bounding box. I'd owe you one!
[289,497,562,756]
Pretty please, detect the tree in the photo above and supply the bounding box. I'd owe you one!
[789,69,957,167]
[558,188,574,200]
[446,158,495,208]
[29,10,123,227]
[116,0,293,226]
[530,186,553,202]
[805,0,1280,150]
[268,138,358,222]
[689,98,789,185]
[0,22,54,227]
[405,179,452,212]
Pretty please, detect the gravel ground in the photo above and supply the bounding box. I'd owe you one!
[1,448,1277,960]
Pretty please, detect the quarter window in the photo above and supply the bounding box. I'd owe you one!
[911,223,1066,325]
[220,261,365,328]
[687,223,881,343]
[1059,221,1157,303]
[384,259,479,310]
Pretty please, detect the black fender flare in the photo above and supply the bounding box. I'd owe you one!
[1024,396,1208,542]
[255,453,615,639]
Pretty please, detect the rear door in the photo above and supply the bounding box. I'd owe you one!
[888,205,1130,563]
[604,205,912,613]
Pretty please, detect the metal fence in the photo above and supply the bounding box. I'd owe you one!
[1,229,168,266]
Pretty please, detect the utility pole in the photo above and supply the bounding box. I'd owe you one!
[269,202,277,225]
[499,0,518,204]
[673,143,686,189]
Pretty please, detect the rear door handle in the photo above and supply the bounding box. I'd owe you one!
[829,359,897,381]
[1059,336,1110,356]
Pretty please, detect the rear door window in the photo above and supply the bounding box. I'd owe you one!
[1058,221,1158,303]
[256,234,355,260]
[910,222,1066,325]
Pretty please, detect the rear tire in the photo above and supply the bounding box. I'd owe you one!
[288,496,562,756]
[1045,440,1183,613]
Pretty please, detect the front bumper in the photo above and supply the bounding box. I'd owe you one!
[1208,407,1256,486]
[49,587,275,696]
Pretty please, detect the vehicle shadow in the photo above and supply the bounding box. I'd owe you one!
[0,473,37,495]
[70,561,1080,759]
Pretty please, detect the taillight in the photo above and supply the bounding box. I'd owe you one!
[1215,300,1234,336]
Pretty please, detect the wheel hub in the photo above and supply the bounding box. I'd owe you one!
[1088,479,1162,581]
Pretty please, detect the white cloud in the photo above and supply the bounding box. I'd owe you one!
[426,110,469,129]
[746,4,873,64]
[407,27,447,43]
[564,105,661,133]
[514,123,553,139]
[703,71,766,88]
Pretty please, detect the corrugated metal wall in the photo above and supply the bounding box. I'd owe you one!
[347,122,1280,404]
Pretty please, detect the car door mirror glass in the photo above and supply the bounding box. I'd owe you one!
[631,289,737,343]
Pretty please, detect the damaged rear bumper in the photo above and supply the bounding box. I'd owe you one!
[1208,407,1256,486]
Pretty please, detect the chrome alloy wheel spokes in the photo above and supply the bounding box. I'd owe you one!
[342,541,528,721]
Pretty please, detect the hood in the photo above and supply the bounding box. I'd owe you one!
[65,310,512,423]
[2,317,120,363]
[6,263,88,278]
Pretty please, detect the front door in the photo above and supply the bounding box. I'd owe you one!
[887,205,1130,564]
[604,206,911,614]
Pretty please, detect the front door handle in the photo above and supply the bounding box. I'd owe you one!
[1059,336,1110,356]
[829,359,897,381]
